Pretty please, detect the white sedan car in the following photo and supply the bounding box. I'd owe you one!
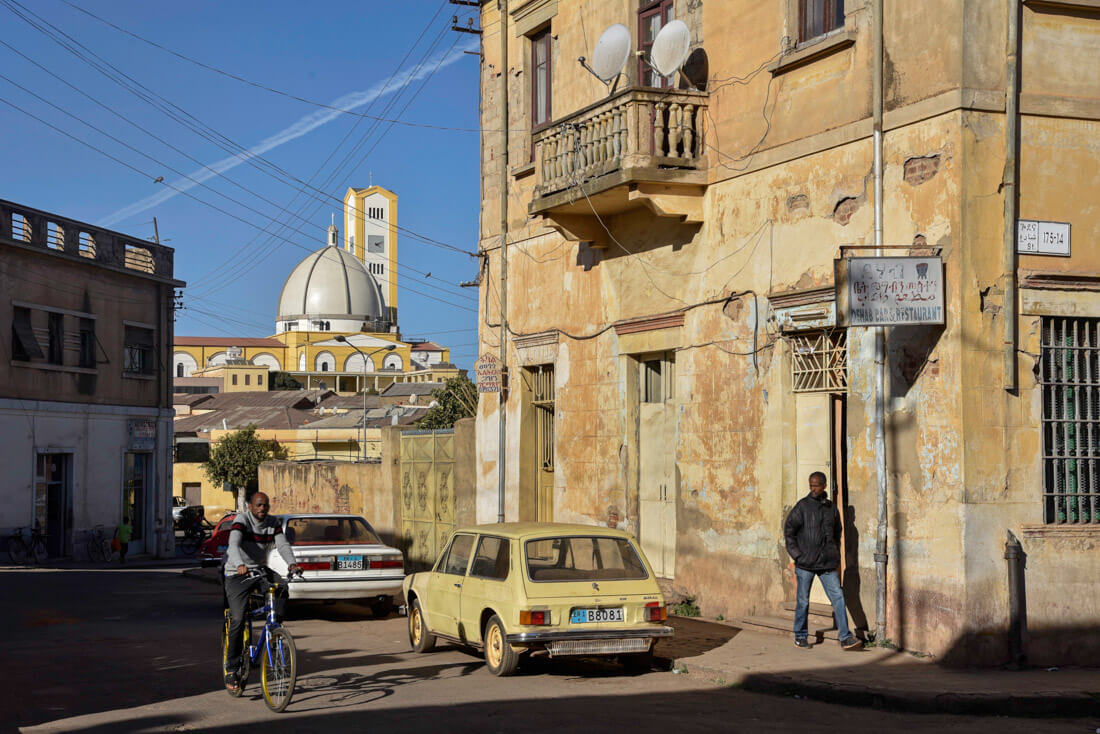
[264,513,405,617]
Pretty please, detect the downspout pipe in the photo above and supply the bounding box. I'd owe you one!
[872,0,888,645]
[497,0,509,523]
[1003,0,1020,392]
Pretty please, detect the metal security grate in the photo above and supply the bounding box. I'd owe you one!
[1041,317,1100,524]
[790,329,848,393]
[532,365,555,471]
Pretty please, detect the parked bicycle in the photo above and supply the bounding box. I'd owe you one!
[179,506,212,556]
[86,525,117,563]
[6,525,47,565]
[221,566,301,712]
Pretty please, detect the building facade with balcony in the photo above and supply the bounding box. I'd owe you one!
[475,0,1100,664]
[0,199,184,559]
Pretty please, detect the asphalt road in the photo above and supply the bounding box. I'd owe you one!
[0,566,1091,733]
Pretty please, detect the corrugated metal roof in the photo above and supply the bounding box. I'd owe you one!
[380,382,444,397]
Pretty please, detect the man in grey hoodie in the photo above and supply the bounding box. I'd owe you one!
[223,491,299,692]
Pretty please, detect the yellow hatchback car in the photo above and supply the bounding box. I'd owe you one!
[402,523,673,676]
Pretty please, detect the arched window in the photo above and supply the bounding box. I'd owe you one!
[314,351,336,373]
[383,353,403,371]
[321,363,328,372]
[176,363,183,377]
[298,353,306,371]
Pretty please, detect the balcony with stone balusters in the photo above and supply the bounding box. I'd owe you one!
[528,86,708,249]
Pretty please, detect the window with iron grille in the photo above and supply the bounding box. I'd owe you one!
[1041,316,1100,525]
[531,364,555,472]
[799,0,845,44]
[790,329,848,392]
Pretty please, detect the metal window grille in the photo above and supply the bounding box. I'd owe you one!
[1041,316,1100,524]
[790,329,848,393]
[532,365,555,472]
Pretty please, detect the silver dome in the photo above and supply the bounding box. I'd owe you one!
[276,245,385,321]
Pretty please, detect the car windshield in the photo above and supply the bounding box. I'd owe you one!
[285,517,381,546]
[525,536,648,582]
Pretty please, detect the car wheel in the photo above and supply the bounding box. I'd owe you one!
[483,615,519,677]
[408,599,436,653]
[370,598,394,618]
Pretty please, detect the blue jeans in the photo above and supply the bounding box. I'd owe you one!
[794,567,852,642]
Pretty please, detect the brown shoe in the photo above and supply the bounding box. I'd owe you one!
[841,636,862,650]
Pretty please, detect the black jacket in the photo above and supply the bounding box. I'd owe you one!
[784,492,841,573]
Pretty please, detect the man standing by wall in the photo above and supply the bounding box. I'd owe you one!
[784,471,861,650]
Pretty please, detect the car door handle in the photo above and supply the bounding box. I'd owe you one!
[453,583,462,588]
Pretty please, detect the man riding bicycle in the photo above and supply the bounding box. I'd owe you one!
[223,491,299,692]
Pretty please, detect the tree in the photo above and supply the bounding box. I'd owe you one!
[268,371,302,390]
[203,426,287,510]
[416,375,478,429]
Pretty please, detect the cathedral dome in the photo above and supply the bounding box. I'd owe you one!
[276,244,384,324]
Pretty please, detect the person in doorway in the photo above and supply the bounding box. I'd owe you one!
[115,517,132,565]
[784,471,861,650]
[222,492,300,693]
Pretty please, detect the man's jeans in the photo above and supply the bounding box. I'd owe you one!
[224,572,288,671]
[794,567,852,642]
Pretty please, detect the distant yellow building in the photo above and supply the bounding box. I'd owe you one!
[173,186,460,393]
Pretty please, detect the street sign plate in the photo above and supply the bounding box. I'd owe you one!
[1017,220,1070,257]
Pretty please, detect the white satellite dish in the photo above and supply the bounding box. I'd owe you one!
[650,19,691,78]
[589,23,631,82]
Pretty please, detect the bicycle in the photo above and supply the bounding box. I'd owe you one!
[6,526,47,565]
[86,525,117,563]
[221,566,301,712]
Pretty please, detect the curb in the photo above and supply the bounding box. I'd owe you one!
[676,659,1100,718]
[181,567,220,585]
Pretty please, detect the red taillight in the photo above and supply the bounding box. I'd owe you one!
[298,561,332,571]
[371,557,403,569]
[645,602,667,622]
[520,610,551,626]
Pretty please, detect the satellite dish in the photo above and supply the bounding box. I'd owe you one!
[650,19,691,78]
[590,24,631,82]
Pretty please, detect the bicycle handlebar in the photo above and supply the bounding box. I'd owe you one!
[240,565,303,582]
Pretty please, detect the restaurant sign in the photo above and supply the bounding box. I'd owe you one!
[845,256,945,327]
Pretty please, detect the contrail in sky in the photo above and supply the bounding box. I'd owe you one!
[101,38,477,227]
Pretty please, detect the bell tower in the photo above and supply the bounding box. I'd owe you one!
[343,186,398,327]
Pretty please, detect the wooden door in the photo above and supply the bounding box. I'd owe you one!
[638,353,676,578]
[795,393,832,605]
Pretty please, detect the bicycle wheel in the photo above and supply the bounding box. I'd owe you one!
[87,536,105,563]
[221,610,245,698]
[6,537,27,565]
[180,531,202,556]
[31,538,47,564]
[261,627,297,713]
[102,539,117,563]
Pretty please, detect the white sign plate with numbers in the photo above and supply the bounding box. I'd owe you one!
[1017,220,1070,257]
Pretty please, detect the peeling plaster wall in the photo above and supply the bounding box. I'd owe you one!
[476,0,1100,664]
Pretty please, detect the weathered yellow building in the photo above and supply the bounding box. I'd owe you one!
[475,0,1100,665]
[173,186,460,391]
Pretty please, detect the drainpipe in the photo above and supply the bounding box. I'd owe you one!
[497,0,509,524]
[1004,530,1027,668]
[872,0,888,645]
[1003,0,1020,392]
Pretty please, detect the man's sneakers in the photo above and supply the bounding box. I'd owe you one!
[794,638,810,649]
[841,636,863,650]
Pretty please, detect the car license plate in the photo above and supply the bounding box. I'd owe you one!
[217,545,227,555]
[336,555,363,570]
[570,607,624,624]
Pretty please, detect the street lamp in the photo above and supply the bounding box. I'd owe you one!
[335,336,397,461]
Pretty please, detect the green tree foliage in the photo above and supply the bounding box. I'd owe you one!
[417,375,478,429]
[203,426,287,505]
[268,371,302,391]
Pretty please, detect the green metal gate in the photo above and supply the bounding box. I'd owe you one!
[399,429,455,570]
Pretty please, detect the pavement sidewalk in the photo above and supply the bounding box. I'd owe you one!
[664,617,1100,718]
[1,555,196,571]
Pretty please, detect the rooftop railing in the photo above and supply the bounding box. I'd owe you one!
[0,199,175,279]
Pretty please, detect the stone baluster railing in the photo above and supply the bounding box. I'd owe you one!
[532,88,707,197]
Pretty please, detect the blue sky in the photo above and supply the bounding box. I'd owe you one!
[0,0,482,367]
